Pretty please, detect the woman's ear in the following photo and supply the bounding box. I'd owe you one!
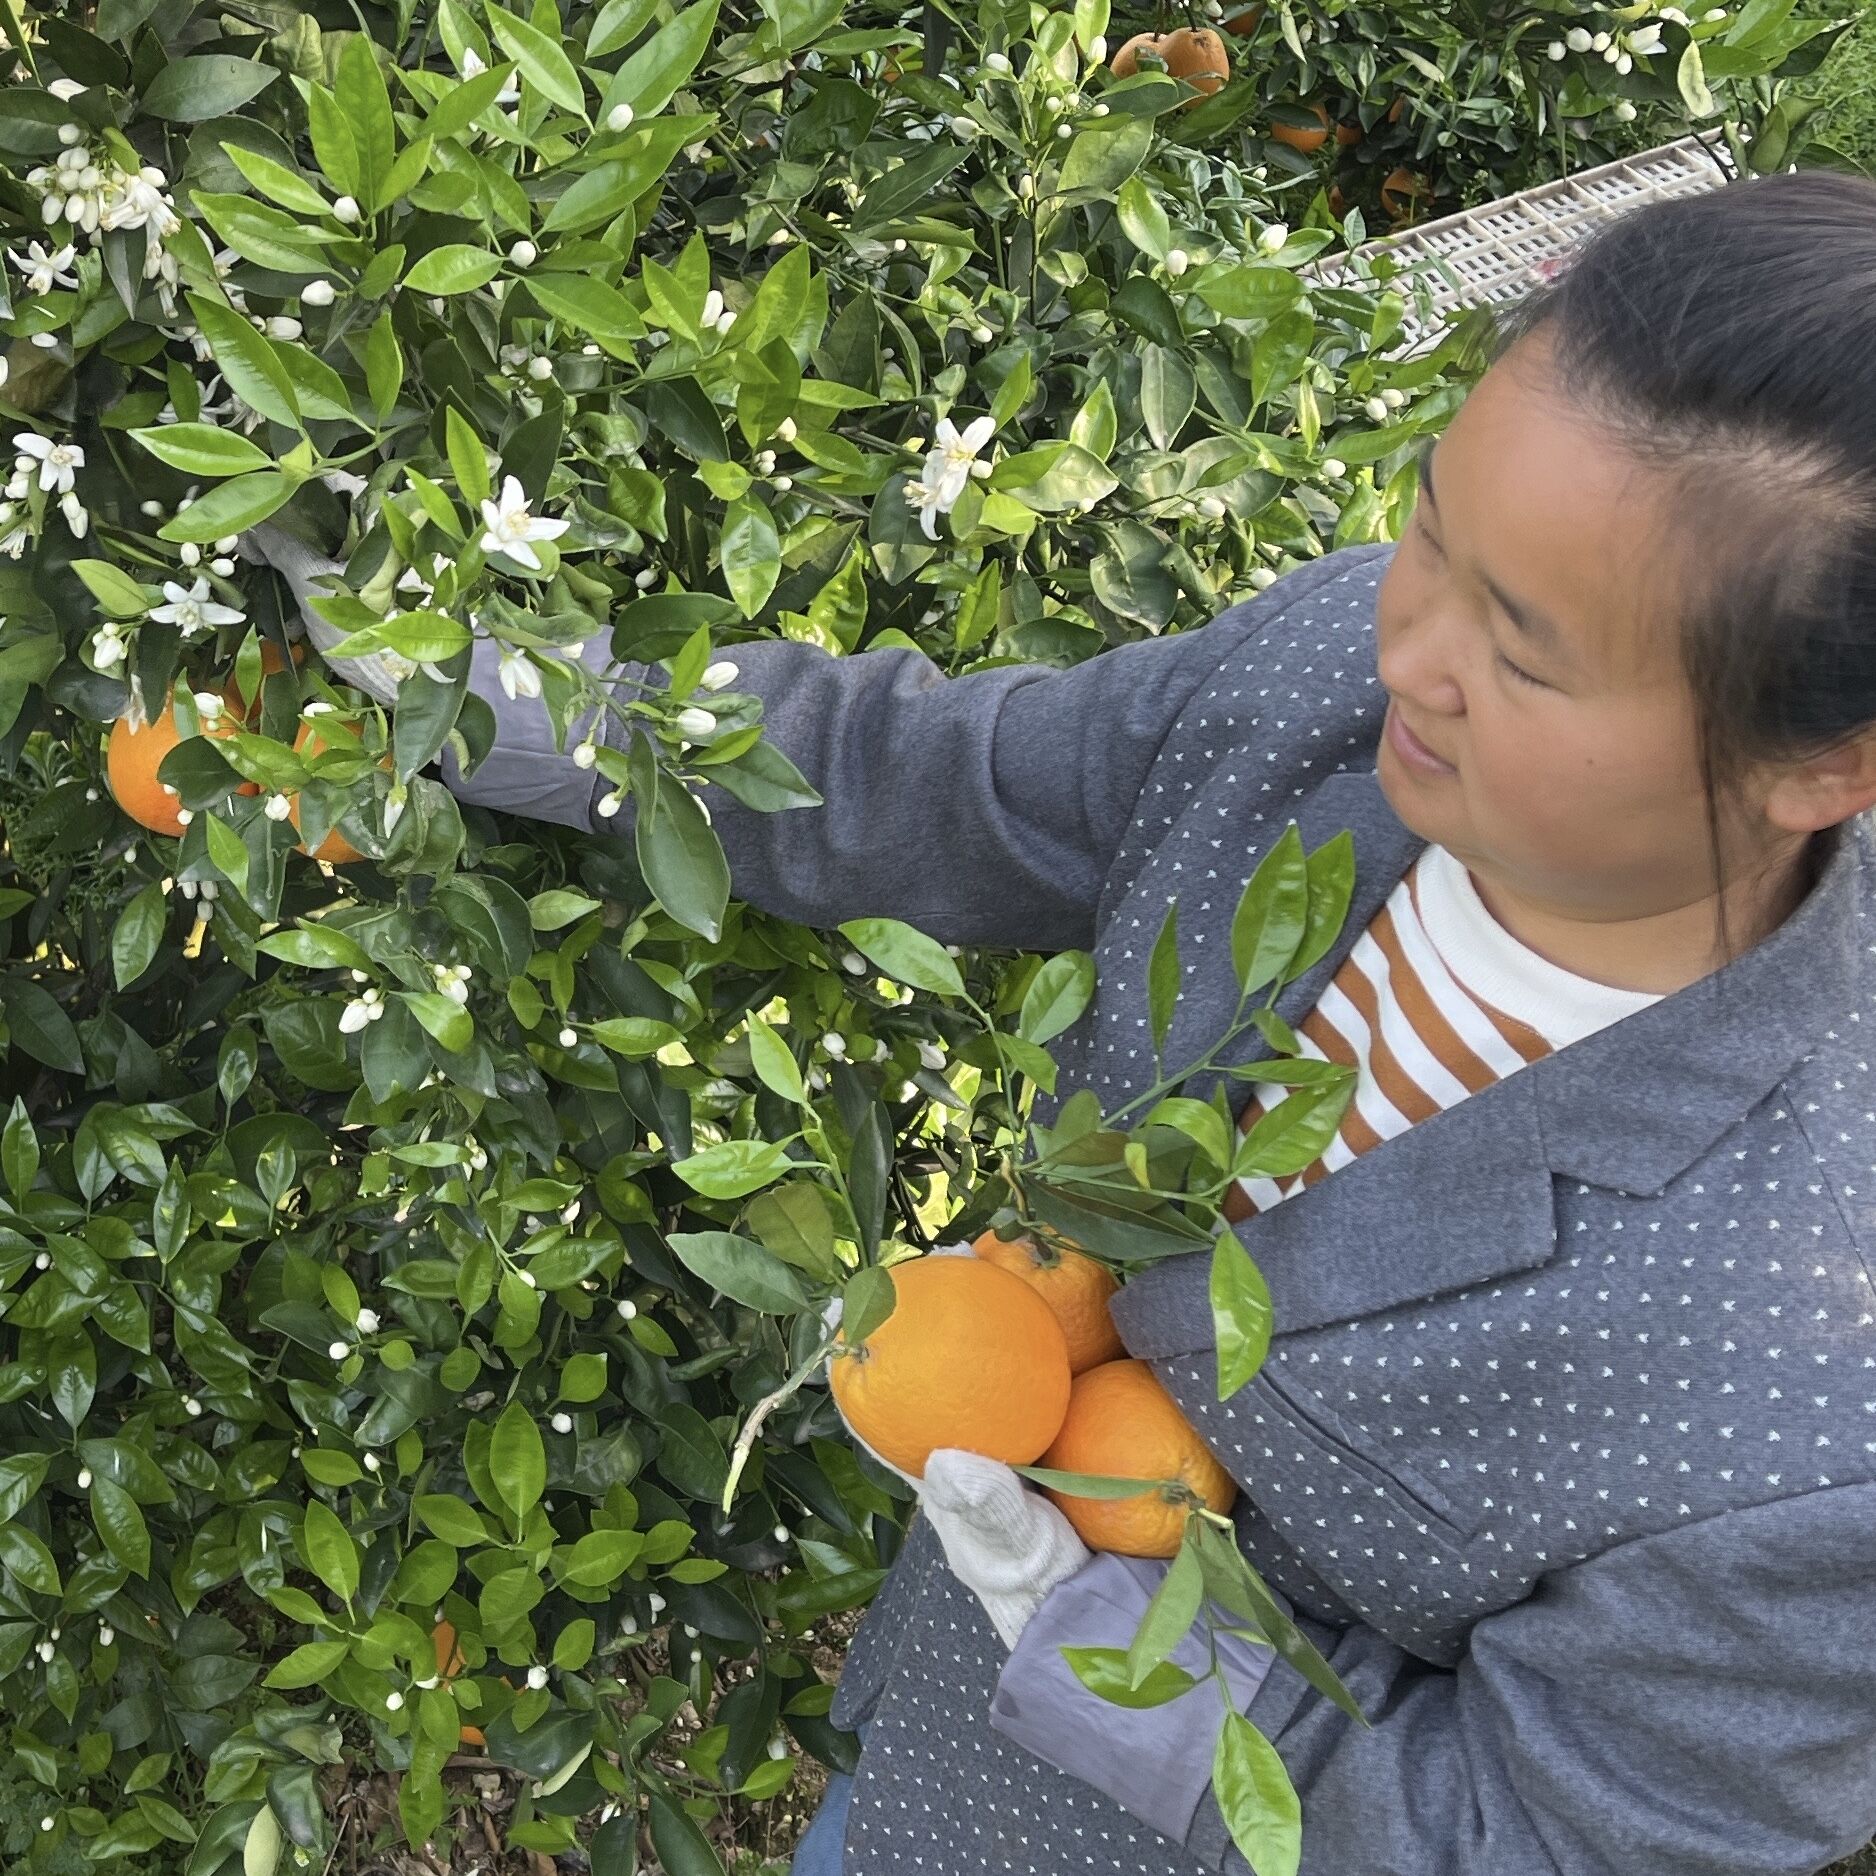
[1761,728,1876,836]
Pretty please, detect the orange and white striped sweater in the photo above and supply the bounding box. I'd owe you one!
[1225,843,1662,1225]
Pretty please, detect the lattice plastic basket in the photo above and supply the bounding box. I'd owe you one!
[1309,132,1737,354]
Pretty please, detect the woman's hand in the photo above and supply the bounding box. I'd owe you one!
[919,1448,1091,1650]
[237,518,407,705]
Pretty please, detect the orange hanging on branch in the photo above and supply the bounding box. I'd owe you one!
[1041,1358,1237,1558]
[829,1256,1072,1479]
[1110,28,1230,110]
[106,692,253,837]
[970,1227,1125,1375]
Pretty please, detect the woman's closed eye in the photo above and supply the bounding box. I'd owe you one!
[1496,648,1545,687]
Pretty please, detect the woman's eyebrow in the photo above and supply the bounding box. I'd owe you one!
[1416,439,1438,509]
[1414,436,1572,668]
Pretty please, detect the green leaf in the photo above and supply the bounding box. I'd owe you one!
[446,406,491,508]
[838,1264,895,1345]
[721,492,781,618]
[836,918,964,998]
[132,423,272,478]
[598,0,723,123]
[528,889,602,929]
[1290,831,1354,982]
[158,472,295,543]
[528,273,645,339]
[111,883,166,989]
[1019,950,1095,1046]
[562,1528,644,1586]
[300,1501,360,1602]
[264,1639,350,1689]
[667,1231,814,1314]
[1127,1531,1205,1686]
[335,32,395,211]
[631,739,730,942]
[1,1098,38,1199]
[851,146,969,232]
[1231,824,1309,999]
[1146,898,1181,1054]
[745,1015,807,1103]
[219,143,329,217]
[72,558,151,618]
[1197,263,1306,322]
[399,990,473,1053]
[91,1477,152,1576]
[488,2,587,114]
[1678,39,1715,116]
[1116,175,1170,260]
[1215,1223,1275,1403]
[1062,1645,1200,1709]
[1058,115,1153,198]
[1012,1464,1161,1498]
[204,813,250,895]
[648,1792,727,1876]
[1238,1079,1350,1180]
[405,244,504,295]
[143,53,278,120]
[185,295,300,431]
[490,1400,547,1523]
[671,1138,794,1200]
[1212,1710,1302,1876]
[0,976,83,1073]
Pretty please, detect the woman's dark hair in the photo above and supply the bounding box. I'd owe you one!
[1497,167,1876,963]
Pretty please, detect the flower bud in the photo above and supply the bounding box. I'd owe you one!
[572,741,597,768]
[559,1026,578,1047]
[1365,396,1389,423]
[527,1665,549,1690]
[700,660,739,690]
[76,1468,92,1489]
[616,1297,638,1319]
[1089,33,1107,60]
[1566,26,1591,50]
[527,354,554,380]
[985,52,1011,73]
[332,195,361,223]
[675,705,717,739]
[385,1691,404,1711]
[1257,222,1288,255]
[302,278,336,307]
[1320,457,1347,480]
[552,1412,574,1434]
[1165,248,1189,277]
[1547,39,1566,58]
[328,1340,350,1361]
[356,1308,380,1333]
[607,103,635,131]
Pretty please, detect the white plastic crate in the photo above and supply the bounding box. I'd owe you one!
[1309,132,1737,353]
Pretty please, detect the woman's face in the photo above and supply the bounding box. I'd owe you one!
[1374,332,1779,930]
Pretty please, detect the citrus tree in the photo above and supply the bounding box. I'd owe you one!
[3,0,1819,1866]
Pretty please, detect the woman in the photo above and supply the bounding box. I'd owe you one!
[263,170,1876,1875]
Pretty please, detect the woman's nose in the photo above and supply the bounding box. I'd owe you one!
[1376,599,1465,716]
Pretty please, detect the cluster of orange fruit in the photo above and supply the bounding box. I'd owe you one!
[830,1229,1236,1558]
[105,644,371,864]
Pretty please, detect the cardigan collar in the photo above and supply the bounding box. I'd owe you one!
[1112,771,1872,1351]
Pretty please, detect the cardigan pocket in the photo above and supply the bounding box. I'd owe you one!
[1250,1368,1483,1548]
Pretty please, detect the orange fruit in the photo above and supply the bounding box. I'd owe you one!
[971,1227,1125,1375]
[432,1619,485,1747]
[1382,165,1432,222]
[1386,95,1406,125]
[1270,102,1331,153]
[226,639,305,719]
[829,1256,1072,1479]
[106,692,253,837]
[1222,3,1263,34]
[289,720,382,865]
[1040,1358,1237,1557]
[1110,28,1230,110]
[1335,117,1363,148]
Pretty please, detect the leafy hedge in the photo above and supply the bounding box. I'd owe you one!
[0,0,1849,1869]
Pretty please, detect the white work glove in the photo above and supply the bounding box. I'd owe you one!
[919,1446,1091,1650]
[826,1243,1092,1651]
[237,513,408,706]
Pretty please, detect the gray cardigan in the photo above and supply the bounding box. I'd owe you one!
[448,544,1876,1876]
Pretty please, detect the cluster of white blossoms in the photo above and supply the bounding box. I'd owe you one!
[1544,13,1677,76]
[2,431,88,558]
[22,86,185,312]
[902,415,997,540]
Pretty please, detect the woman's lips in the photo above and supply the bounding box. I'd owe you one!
[1385,702,1456,776]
